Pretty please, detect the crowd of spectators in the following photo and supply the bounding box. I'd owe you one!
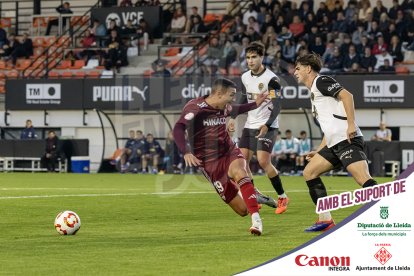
[196,0,414,74]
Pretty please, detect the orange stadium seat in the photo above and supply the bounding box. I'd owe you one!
[395,66,409,74]
[163,48,180,57]
[70,60,85,70]
[203,14,217,24]
[0,60,12,70]
[43,37,57,47]
[33,47,45,58]
[0,72,5,79]
[16,59,32,71]
[6,70,19,79]
[56,60,72,70]
[32,37,44,47]
[86,71,101,78]
[48,71,60,79]
[73,71,86,78]
[143,69,154,76]
[33,17,47,28]
[0,18,12,28]
[61,71,73,78]
[0,86,5,94]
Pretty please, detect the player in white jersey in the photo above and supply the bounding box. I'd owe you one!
[228,42,289,214]
[294,53,377,232]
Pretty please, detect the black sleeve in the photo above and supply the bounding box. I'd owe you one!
[265,76,282,128]
[230,90,247,119]
[315,76,343,98]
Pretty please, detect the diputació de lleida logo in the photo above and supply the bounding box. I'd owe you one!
[380,206,389,219]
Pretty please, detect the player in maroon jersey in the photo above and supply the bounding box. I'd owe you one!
[173,78,269,235]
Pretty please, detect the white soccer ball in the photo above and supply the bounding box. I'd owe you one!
[54,211,81,235]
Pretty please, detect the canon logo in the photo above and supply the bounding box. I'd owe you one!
[295,254,350,267]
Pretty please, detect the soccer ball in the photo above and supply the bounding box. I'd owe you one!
[54,211,81,235]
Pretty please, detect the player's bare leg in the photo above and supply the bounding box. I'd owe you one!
[228,158,262,236]
[303,153,335,232]
[257,150,288,213]
[228,195,248,217]
[346,160,377,187]
[240,148,277,210]
[120,148,132,173]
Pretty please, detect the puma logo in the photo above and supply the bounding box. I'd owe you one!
[132,86,148,101]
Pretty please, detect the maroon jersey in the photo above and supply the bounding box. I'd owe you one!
[174,96,257,163]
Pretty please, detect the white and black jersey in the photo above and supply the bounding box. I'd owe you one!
[310,75,362,148]
[240,68,281,129]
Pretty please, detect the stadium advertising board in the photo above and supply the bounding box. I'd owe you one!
[5,79,83,110]
[5,75,414,110]
[90,6,162,38]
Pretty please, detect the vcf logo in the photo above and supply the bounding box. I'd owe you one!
[380,206,389,219]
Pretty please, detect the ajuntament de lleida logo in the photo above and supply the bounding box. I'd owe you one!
[380,206,389,219]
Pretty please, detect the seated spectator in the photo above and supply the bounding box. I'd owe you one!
[358,0,372,22]
[371,122,392,141]
[143,133,163,174]
[378,58,395,73]
[203,37,222,74]
[11,33,33,65]
[352,23,368,45]
[309,36,325,57]
[77,29,96,61]
[186,6,203,33]
[289,15,305,39]
[21,119,38,139]
[247,16,260,34]
[375,50,393,70]
[260,13,276,35]
[339,35,352,55]
[372,0,387,22]
[189,15,207,34]
[131,19,152,51]
[0,34,17,59]
[281,39,296,63]
[360,46,377,72]
[326,46,344,73]
[356,35,372,56]
[388,35,404,63]
[170,8,186,33]
[257,5,267,26]
[121,19,137,37]
[232,25,247,45]
[296,130,311,174]
[151,60,171,77]
[372,34,388,55]
[90,19,106,47]
[263,38,280,66]
[378,12,390,34]
[245,26,261,43]
[322,40,335,64]
[276,26,293,45]
[120,130,137,172]
[107,19,121,36]
[331,11,348,39]
[219,40,237,74]
[163,131,181,174]
[45,2,73,36]
[41,131,59,172]
[105,30,128,73]
[343,44,360,72]
[388,0,401,21]
[243,4,258,25]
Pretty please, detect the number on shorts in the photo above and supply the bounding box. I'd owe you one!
[213,181,224,193]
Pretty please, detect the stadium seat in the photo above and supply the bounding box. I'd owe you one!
[70,60,86,70]
[73,71,86,78]
[143,69,154,76]
[166,59,179,69]
[395,66,409,74]
[0,85,5,94]
[0,18,12,28]
[6,70,19,79]
[0,72,5,79]
[33,47,45,58]
[86,71,101,78]
[56,60,72,70]
[0,60,12,70]
[203,14,217,24]
[16,59,32,71]
[163,48,180,57]
[48,71,60,79]
[43,37,57,47]
[61,71,73,78]
[58,36,71,47]
[32,37,44,47]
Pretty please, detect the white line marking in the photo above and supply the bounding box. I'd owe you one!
[0,189,351,200]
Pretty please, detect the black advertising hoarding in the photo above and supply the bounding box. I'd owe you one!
[91,7,162,38]
[5,79,83,110]
[5,75,414,111]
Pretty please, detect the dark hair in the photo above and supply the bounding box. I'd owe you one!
[245,41,265,56]
[300,130,307,135]
[295,53,322,73]
[285,129,292,133]
[136,130,143,135]
[212,78,237,94]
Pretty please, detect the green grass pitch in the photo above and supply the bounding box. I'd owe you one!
[0,173,391,275]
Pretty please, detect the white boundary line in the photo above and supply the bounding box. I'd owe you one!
[0,189,351,200]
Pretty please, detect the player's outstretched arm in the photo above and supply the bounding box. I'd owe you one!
[229,91,269,117]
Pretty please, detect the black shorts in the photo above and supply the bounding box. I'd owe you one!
[318,136,368,169]
[238,128,277,153]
